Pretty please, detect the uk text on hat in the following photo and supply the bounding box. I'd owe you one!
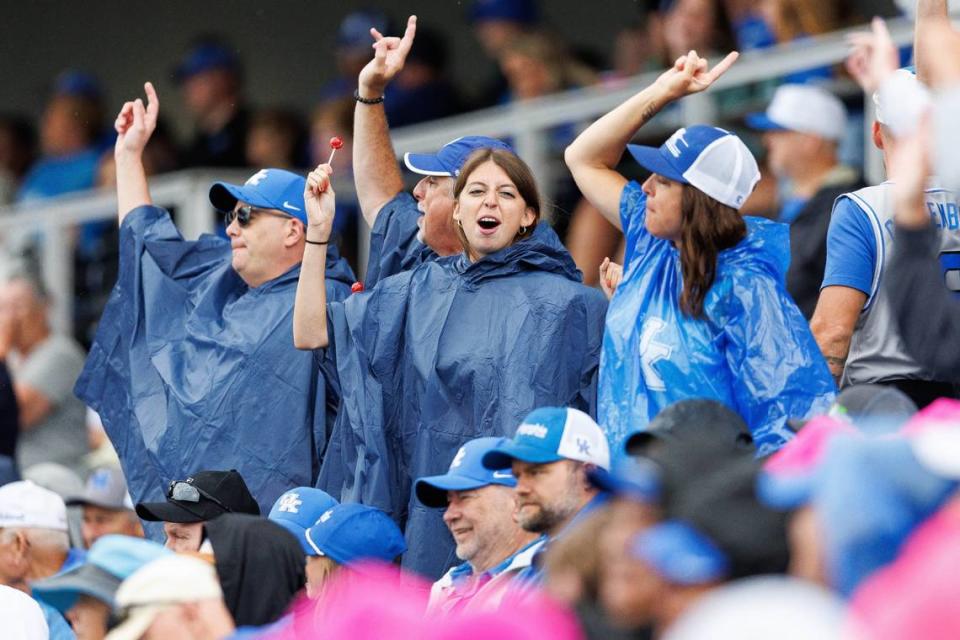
[209,169,309,224]
[66,467,134,511]
[746,83,847,141]
[0,481,67,531]
[268,487,339,542]
[403,136,514,177]
[415,437,517,508]
[627,125,760,210]
[482,406,611,471]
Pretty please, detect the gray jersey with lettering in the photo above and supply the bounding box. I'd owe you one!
[840,182,960,386]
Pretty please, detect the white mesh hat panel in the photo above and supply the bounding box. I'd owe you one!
[681,135,760,210]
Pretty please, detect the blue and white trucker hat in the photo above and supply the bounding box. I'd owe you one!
[403,136,514,177]
[746,83,847,141]
[415,437,517,508]
[627,125,760,210]
[209,169,308,224]
[482,407,611,471]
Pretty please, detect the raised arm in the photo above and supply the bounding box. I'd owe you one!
[353,15,417,227]
[565,50,739,228]
[915,0,949,86]
[114,82,159,224]
[294,164,336,350]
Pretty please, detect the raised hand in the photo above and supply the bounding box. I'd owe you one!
[304,164,336,241]
[599,257,623,300]
[114,82,159,158]
[845,17,899,94]
[654,50,739,101]
[357,15,417,96]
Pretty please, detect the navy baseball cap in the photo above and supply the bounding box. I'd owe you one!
[52,70,102,101]
[209,169,308,224]
[588,452,660,503]
[33,535,170,613]
[338,10,390,50]
[627,125,760,210]
[403,136,514,177]
[469,0,539,24]
[303,504,407,565]
[415,437,517,508]
[268,487,339,544]
[632,521,730,586]
[174,42,238,83]
[482,407,611,471]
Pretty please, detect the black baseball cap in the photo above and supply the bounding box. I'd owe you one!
[135,470,260,523]
[624,399,754,456]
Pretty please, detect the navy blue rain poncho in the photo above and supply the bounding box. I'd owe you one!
[600,182,836,456]
[318,223,608,579]
[75,206,355,519]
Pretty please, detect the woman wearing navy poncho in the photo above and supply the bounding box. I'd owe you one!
[294,149,607,579]
[565,50,835,456]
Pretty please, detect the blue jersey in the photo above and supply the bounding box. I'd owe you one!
[599,181,835,455]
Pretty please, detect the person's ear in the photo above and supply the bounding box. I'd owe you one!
[288,219,305,248]
[452,201,461,223]
[872,121,885,151]
[521,207,536,228]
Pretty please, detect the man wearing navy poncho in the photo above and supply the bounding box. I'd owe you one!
[74,83,354,521]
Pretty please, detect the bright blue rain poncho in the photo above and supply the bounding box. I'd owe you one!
[317,223,608,579]
[601,182,836,455]
[75,206,355,518]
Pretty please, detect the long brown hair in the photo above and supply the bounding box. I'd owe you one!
[452,148,542,259]
[678,185,747,318]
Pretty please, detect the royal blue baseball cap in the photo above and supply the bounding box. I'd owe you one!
[469,0,539,24]
[52,70,102,101]
[403,136,514,178]
[33,535,170,613]
[303,504,407,565]
[338,10,390,50]
[415,437,517,508]
[627,125,760,210]
[632,521,730,586]
[482,407,611,471]
[209,168,308,224]
[588,452,660,503]
[174,42,239,83]
[268,487,339,547]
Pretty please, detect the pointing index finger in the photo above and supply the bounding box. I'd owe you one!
[398,15,417,55]
[705,51,739,84]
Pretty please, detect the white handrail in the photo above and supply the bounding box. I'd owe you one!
[0,16,921,335]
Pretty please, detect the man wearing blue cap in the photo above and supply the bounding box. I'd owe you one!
[811,0,960,408]
[414,437,541,614]
[75,83,355,527]
[33,535,169,640]
[352,15,513,287]
[482,407,611,584]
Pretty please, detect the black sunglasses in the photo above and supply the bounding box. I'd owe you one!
[224,205,292,228]
[167,480,231,513]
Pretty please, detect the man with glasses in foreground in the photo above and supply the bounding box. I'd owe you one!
[135,469,259,552]
[75,83,355,535]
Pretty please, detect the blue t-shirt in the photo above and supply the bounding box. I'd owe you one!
[821,196,878,297]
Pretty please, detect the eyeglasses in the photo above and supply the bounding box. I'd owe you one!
[224,205,292,228]
[167,480,231,513]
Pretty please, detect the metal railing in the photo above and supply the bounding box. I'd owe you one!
[0,16,919,335]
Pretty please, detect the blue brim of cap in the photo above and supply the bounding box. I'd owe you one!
[632,522,729,586]
[32,565,120,614]
[482,443,564,470]
[403,153,455,177]
[745,112,789,132]
[625,145,687,184]
[756,471,813,511]
[415,474,495,508]
[209,183,266,212]
[587,466,659,503]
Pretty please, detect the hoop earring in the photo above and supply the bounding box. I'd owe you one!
[520,226,528,235]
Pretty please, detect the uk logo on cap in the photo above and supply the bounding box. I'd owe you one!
[482,407,611,471]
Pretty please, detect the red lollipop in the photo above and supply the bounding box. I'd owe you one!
[351,281,365,293]
[327,136,344,165]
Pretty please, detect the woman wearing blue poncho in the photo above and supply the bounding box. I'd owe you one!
[566,50,835,456]
[293,149,607,579]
